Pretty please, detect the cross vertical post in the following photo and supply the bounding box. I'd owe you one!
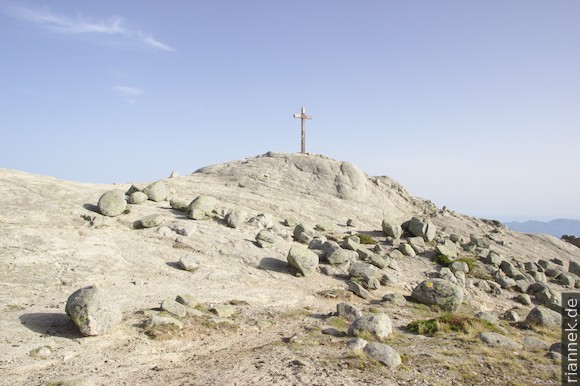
[293,107,312,154]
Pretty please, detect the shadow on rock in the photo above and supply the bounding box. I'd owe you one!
[258,257,289,274]
[82,203,100,214]
[19,313,82,339]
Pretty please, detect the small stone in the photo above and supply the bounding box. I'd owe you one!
[347,337,368,351]
[178,255,202,271]
[336,303,363,321]
[381,219,402,238]
[475,311,499,325]
[346,219,356,227]
[175,294,198,309]
[382,293,407,307]
[514,294,532,306]
[411,278,464,312]
[225,210,247,229]
[504,310,520,322]
[256,229,277,248]
[450,261,469,274]
[479,332,521,348]
[363,342,401,369]
[210,304,235,318]
[348,313,393,340]
[161,299,187,318]
[140,214,164,228]
[348,281,370,299]
[399,243,416,257]
[145,315,183,330]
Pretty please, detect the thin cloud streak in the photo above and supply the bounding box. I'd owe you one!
[113,86,145,97]
[3,4,174,51]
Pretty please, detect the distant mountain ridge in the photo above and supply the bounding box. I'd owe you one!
[503,218,580,237]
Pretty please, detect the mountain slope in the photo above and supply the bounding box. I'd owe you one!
[0,152,578,385]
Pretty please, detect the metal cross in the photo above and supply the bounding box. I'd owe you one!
[293,107,312,154]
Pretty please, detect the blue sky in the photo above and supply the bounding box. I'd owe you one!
[1,1,579,221]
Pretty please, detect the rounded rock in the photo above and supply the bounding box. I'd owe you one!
[97,190,127,217]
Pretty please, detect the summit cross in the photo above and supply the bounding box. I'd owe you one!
[293,107,312,154]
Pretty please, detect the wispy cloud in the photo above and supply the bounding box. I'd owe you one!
[113,85,144,104]
[113,86,145,97]
[2,4,174,51]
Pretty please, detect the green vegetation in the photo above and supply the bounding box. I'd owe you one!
[434,254,453,266]
[407,313,499,337]
[456,257,477,272]
[355,233,378,244]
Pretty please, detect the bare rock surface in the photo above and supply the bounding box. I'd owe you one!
[1,152,578,385]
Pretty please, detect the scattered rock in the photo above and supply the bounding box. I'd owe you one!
[523,336,549,350]
[411,279,464,312]
[382,293,407,307]
[514,294,532,306]
[128,191,148,205]
[97,190,127,217]
[143,181,168,202]
[381,219,402,238]
[475,311,499,325]
[327,248,358,265]
[348,281,371,299]
[178,255,202,271]
[479,332,521,348]
[161,299,187,318]
[436,240,459,259]
[140,214,163,228]
[145,314,183,330]
[524,305,562,328]
[256,229,277,248]
[65,285,122,336]
[346,337,367,351]
[484,251,503,266]
[346,219,356,227]
[293,223,316,244]
[225,210,247,229]
[187,196,217,220]
[287,244,318,276]
[175,294,198,309]
[348,313,393,340]
[169,197,190,212]
[344,235,360,251]
[336,303,363,321]
[504,310,520,322]
[210,304,235,318]
[363,342,401,369]
[399,243,416,257]
[408,216,436,241]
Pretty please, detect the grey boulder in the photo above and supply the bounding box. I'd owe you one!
[66,285,122,336]
[97,190,127,217]
[411,278,464,312]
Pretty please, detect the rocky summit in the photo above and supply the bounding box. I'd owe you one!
[1,151,578,385]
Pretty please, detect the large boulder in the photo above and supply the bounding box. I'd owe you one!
[187,196,217,220]
[348,313,393,340]
[381,219,402,239]
[524,305,562,328]
[408,217,436,241]
[143,181,168,202]
[97,190,127,217]
[287,244,318,276]
[65,285,122,336]
[411,278,463,312]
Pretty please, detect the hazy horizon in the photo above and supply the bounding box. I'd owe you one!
[1,1,579,221]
